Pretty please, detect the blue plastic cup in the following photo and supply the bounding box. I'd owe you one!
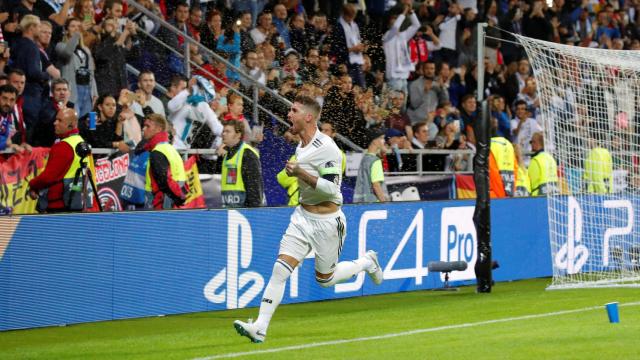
[605,302,620,323]
[89,111,97,130]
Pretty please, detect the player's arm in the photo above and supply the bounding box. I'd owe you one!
[286,160,341,197]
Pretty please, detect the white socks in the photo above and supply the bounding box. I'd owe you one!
[254,256,373,331]
[255,259,293,331]
[316,257,372,288]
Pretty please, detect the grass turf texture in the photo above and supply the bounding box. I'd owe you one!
[1,278,639,359]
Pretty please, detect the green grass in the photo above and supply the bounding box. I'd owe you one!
[1,278,639,360]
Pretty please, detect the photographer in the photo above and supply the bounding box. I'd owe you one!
[55,17,98,119]
[28,108,90,213]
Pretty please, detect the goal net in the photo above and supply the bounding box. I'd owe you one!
[514,35,640,289]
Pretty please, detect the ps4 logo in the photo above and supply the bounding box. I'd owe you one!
[554,196,589,274]
[555,197,634,274]
[203,210,264,309]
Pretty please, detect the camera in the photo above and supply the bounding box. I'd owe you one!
[75,142,92,158]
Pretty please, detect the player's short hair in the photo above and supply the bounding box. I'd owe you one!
[224,119,246,138]
[294,95,321,120]
[146,113,168,132]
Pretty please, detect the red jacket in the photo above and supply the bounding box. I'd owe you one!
[28,129,79,210]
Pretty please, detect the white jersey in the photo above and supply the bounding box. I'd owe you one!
[295,130,343,206]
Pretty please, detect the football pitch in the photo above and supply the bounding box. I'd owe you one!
[1,278,639,359]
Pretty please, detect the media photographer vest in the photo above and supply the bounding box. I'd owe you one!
[61,134,90,210]
[144,142,186,208]
[528,151,558,196]
[221,142,260,207]
[489,137,516,198]
[584,147,613,194]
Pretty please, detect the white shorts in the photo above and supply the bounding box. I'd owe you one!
[279,206,346,274]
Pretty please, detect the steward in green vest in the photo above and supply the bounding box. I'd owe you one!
[28,108,93,212]
[584,147,613,194]
[142,114,187,209]
[490,136,516,197]
[220,120,264,208]
[528,132,558,196]
[354,128,389,203]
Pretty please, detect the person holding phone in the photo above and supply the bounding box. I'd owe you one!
[55,17,98,119]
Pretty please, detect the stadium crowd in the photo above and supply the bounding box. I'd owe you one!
[0,0,637,211]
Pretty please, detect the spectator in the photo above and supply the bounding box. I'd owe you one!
[383,4,420,96]
[78,94,123,152]
[434,2,461,66]
[200,9,223,52]
[354,128,388,203]
[156,1,192,76]
[35,21,60,84]
[239,50,266,92]
[217,22,242,83]
[490,95,511,138]
[10,15,49,134]
[409,25,440,69]
[320,75,367,148]
[55,17,98,119]
[280,50,302,85]
[131,70,165,118]
[28,108,90,212]
[289,13,307,56]
[250,11,274,47]
[307,12,329,50]
[383,90,411,138]
[187,6,203,41]
[436,62,466,107]
[94,16,134,98]
[523,0,552,41]
[515,77,540,118]
[237,10,256,53]
[161,75,187,115]
[167,76,223,150]
[511,100,543,165]
[0,85,24,152]
[7,69,28,147]
[407,63,449,125]
[218,119,264,208]
[459,94,478,145]
[331,3,366,88]
[272,3,290,49]
[116,89,143,147]
[33,78,74,147]
[142,113,187,209]
[72,0,99,49]
[505,58,531,107]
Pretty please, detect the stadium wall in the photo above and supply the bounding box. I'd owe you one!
[0,198,551,331]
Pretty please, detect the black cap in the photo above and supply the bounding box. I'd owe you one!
[365,127,385,146]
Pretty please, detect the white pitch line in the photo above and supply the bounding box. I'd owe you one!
[195,301,640,360]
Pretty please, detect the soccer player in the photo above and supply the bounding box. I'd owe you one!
[233,96,383,343]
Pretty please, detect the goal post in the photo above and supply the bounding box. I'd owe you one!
[514,35,640,289]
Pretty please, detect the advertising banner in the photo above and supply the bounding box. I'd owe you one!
[0,148,48,214]
[0,197,554,330]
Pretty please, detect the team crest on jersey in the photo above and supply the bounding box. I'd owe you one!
[325,161,335,168]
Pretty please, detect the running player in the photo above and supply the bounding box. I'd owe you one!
[233,96,383,343]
